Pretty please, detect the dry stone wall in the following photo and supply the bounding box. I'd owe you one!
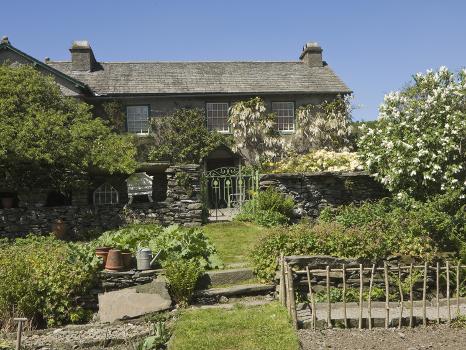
[0,165,204,239]
[260,171,388,219]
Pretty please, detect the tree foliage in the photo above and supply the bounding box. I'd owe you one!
[148,108,229,164]
[229,97,284,167]
[358,67,466,199]
[293,95,353,152]
[0,64,137,191]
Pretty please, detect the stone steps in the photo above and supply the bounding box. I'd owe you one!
[197,267,255,289]
[194,283,275,299]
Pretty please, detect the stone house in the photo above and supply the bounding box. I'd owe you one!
[0,36,352,232]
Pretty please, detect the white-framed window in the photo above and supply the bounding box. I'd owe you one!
[126,106,150,134]
[93,183,119,205]
[272,102,295,132]
[206,103,229,133]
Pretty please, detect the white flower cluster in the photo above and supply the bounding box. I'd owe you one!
[358,67,466,197]
[266,150,362,173]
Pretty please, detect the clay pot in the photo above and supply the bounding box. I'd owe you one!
[52,219,66,240]
[95,247,111,266]
[1,197,14,209]
[105,249,124,271]
[121,252,133,270]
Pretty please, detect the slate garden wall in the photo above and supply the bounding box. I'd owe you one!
[0,165,204,239]
[260,171,388,219]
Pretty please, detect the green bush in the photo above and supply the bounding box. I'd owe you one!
[235,188,294,227]
[148,108,230,164]
[149,225,222,269]
[253,192,466,281]
[0,236,99,329]
[95,224,163,251]
[164,259,204,307]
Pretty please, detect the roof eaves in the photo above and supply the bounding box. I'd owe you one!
[0,43,94,95]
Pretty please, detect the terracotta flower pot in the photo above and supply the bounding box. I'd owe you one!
[1,197,14,209]
[121,252,133,270]
[105,249,124,271]
[52,219,66,240]
[96,247,111,266]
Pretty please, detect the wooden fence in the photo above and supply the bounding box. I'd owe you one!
[279,255,466,329]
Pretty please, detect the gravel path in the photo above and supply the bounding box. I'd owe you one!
[298,324,466,350]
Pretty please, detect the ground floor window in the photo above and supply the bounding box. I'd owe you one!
[93,183,119,205]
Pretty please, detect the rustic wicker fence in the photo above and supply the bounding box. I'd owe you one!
[279,255,466,329]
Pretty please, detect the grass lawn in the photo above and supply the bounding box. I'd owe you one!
[169,303,299,350]
[203,221,266,267]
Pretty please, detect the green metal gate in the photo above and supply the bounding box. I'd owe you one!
[203,166,259,221]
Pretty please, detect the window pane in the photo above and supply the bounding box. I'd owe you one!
[206,103,229,133]
[93,183,119,205]
[272,102,295,132]
[127,106,150,134]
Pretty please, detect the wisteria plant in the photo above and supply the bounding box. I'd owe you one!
[229,97,284,167]
[293,95,354,153]
[358,67,466,199]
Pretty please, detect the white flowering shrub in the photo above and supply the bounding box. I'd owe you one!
[264,150,362,173]
[358,67,466,198]
[293,95,354,152]
[229,97,284,166]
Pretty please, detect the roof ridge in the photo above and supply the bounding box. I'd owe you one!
[49,60,305,64]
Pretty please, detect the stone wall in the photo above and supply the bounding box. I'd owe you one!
[0,165,204,239]
[260,171,388,219]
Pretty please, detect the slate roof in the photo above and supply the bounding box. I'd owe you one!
[47,61,351,96]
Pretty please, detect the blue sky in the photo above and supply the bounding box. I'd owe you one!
[2,0,465,120]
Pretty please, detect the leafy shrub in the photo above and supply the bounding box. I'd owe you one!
[253,192,466,281]
[95,224,163,251]
[164,259,204,307]
[148,108,230,164]
[236,210,289,227]
[149,225,222,269]
[264,150,362,174]
[235,188,294,227]
[0,236,99,329]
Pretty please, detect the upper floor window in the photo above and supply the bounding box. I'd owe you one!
[127,106,150,134]
[206,103,229,133]
[93,183,119,205]
[272,102,295,133]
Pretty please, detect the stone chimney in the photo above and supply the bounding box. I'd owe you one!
[299,42,323,67]
[69,40,98,72]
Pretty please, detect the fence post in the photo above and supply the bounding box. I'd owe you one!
[446,260,451,324]
[384,262,390,328]
[409,263,414,328]
[456,263,460,315]
[422,262,427,327]
[359,264,363,329]
[306,266,316,331]
[286,262,298,329]
[14,318,27,350]
[398,265,404,329]
[279,254,286,307]
[326,265,332,328]
[342,264,348,328]
[368,264,376,330]
[436,262,440,324]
